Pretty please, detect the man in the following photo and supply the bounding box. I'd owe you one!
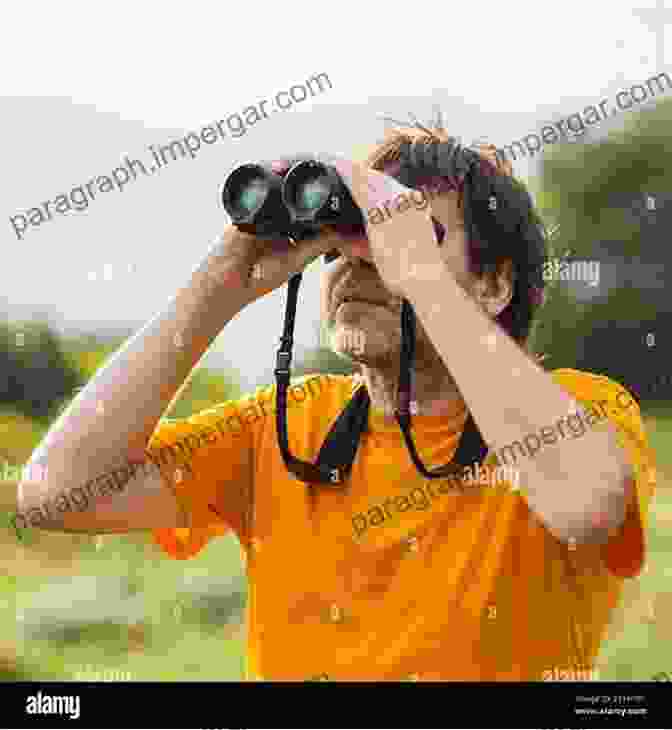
[16,123,656,681]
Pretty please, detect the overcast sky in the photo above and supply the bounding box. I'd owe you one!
[1,0,668,389]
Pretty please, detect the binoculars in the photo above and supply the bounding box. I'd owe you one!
[220,159,368,243]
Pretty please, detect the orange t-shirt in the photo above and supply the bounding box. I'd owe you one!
[149,368,656,681]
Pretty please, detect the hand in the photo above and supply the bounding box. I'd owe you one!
[327,156,445,297]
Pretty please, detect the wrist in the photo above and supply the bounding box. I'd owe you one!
[401,260,456,306]
[193,229,257,308]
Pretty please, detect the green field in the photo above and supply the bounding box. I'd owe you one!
[2,404,671,682]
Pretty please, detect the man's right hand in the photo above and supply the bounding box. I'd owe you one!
[14,157,345,535]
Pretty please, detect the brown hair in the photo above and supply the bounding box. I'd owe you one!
[360,119,549,356]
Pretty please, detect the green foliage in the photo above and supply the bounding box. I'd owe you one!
[538,99,672,259]
[164,368,242,419]
[292,346,357,378]
[49,334,242,421]
[528,96,672,391]
[10,531,246,680]
[0,321,82,423]
[0,407,49,465]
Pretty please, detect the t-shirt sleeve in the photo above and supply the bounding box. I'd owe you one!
[148,389,266,560]
[554,369,657,579]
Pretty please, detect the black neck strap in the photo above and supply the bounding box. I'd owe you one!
[274,273,489,487]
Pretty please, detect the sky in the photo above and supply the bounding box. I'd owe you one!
[1,0,669,389]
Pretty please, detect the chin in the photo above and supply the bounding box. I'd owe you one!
[335,305,396,330]
[331,321,399,363]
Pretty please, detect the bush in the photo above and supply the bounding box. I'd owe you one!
[0,321,82,422]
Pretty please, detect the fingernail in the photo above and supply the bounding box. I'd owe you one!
[331,158,357,183]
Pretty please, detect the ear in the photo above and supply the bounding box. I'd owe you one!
[472,259,515,317]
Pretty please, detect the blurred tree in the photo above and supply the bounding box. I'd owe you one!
[164,368,243,419]
[292,347,358,378]
[0,409,48,465]
[0,320,82,422]
[528,94,672,402]
[58,333,243,419]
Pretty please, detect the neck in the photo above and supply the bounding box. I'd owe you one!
[359,360,465,418]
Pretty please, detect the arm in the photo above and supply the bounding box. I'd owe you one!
[330,157,632,546]
[16,222,336,533]
[15,231,251,532]
[405,269,632,545]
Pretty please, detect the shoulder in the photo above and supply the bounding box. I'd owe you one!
[550,366,654,487]
[550,368,635,408]
[548,367,647,435]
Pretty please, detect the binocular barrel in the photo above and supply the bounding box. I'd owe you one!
[221,159,366,240]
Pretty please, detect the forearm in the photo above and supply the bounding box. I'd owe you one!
[18,235,253,512]
[406,270,630,541]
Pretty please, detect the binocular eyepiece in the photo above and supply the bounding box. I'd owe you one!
[221,159,367,241]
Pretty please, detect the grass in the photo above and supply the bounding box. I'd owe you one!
[7,530,247,681]
[591,402,672,680]
[2,338,247,682]
[2,398,671,682]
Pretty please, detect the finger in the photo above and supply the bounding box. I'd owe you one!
[319,225,373,261]
[252,235,334,283]
[331,158,435,256]
[267,153,315,176]
[270,159,292,175]
[329,158,411,217]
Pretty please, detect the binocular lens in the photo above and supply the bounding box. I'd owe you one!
[221,164,279,223]
[283,161,333,217]
[231,178,268,215]
[296,177,330,212]
[222,158,366,239]
[234,177,267,214]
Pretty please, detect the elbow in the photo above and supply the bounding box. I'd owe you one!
[14,482,33,527]
[547,465,633,546]
[15,461,51,520]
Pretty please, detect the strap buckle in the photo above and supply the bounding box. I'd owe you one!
[275,351,291,377]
